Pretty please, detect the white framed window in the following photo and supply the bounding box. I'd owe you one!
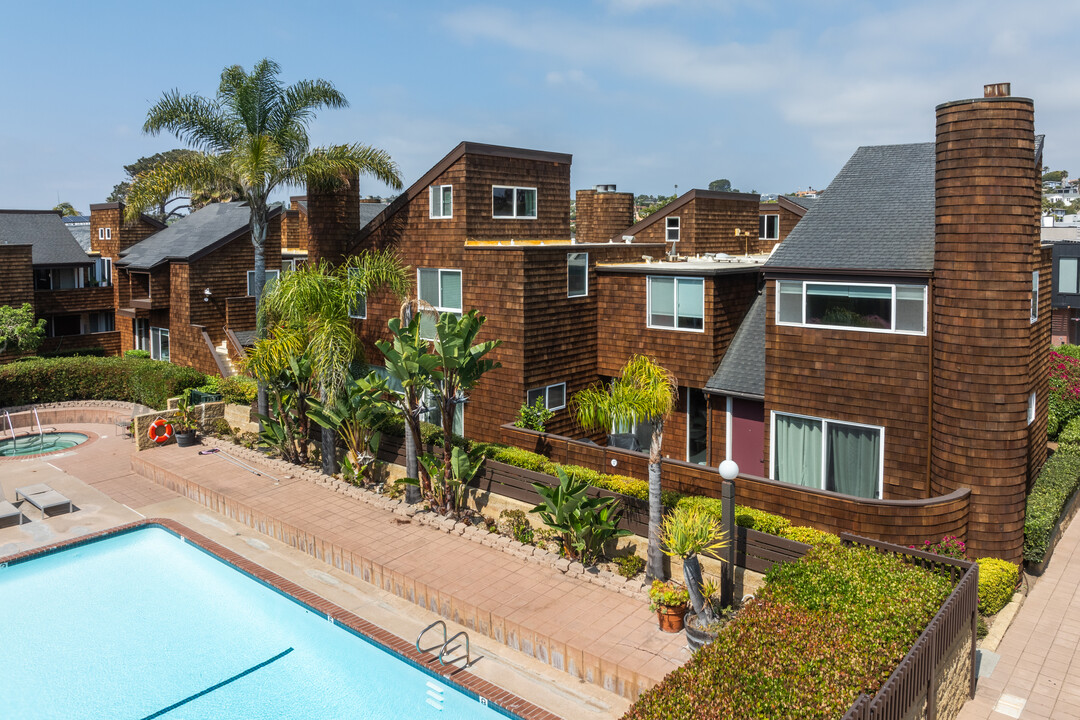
[1028,391,1036,426]
[1031,271,1039,324]
[98,227,111,241]
[150,327,170,362]
[247,269,280,297]
[527,382,567,411]
[776,280,926,335]
[1059,258,1079,294]
[347,269,366,319]
[134,319,150,351]
[92,257,112,287]
[492,186,537,219]
[648,276,704,331]
[666,216,680,242]
[567,252,588,298]
[418,268,463,339]
[429,185,453,219]
[281,258,298,273]
[759,214,779,240]
[770,411,883,500]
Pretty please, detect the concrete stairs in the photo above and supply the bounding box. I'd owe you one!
[215,341,236,378]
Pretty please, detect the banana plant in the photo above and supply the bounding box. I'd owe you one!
[307,371,393,484]
[401,446,484,518]
[530,468,632,565]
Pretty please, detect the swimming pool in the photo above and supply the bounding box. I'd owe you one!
[0,431,88,457]
[0,525,523,719]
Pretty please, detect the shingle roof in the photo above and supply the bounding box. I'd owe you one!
[705,292,765,399]
[0,210,93,265]
[780,195,817,211]
[118,202,277,270]
[765,143,937,273]
[358,202,388,228]
[67,223,92,252]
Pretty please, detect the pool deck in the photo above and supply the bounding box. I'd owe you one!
[0,420,690,719]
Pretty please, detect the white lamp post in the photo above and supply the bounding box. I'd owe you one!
[717,459,738,606]
[718,459,739,481]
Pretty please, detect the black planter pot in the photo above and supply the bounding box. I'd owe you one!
[175,430,198,447]
[685,611,719,651]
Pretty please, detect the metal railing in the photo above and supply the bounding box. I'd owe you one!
[416,620,471,668]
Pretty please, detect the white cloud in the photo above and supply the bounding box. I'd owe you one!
[546,69,596,90]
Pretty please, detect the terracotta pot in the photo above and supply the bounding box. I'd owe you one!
[656,604,688,633]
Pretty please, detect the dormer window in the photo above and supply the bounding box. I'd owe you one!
[492,186,537,219]
[666,217,680,242]
[429,185,452,219]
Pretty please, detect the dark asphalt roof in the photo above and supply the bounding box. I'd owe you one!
[705,292,765,399]
[781,195,817,210]
[118,202,274,270]
[358,202,388,228]
[766,143,937,273]
[0,210,93,266]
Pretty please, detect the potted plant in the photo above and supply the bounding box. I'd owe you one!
[174,397,200,447]
[660,504,729,648]
[649,579,690,632]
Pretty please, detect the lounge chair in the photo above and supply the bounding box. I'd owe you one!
[0,500,23,528]
[15,484,73,519]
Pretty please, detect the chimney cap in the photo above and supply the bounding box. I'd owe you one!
[595,184,617,193]
[984,82,1011,98]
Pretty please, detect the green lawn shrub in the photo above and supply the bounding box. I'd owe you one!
[977,558,1018,615]
[124,349,151,359]
[0,356,207,410]
[1024,449,1080,563]
[624,544,954,720]
[1056,416,1080,450]
[41,346,107,358]
[734,505,792,535]
[184,375,258,406]
[780,525,841,546]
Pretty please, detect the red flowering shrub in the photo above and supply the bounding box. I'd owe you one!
[1049,349,1080,438]
[912,535,967,560]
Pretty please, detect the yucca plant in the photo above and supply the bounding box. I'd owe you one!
[661,504,729,621]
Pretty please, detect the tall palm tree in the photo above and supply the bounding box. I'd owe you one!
[246,250,411,474]
[124,58,403,416]
[572,355,678,581]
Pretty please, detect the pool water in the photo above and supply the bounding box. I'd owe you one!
[0,527,517,720]
[0,431,87,457]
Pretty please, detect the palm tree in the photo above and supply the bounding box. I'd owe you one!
[246,250,411,474]
[572,355,678,581]
[124,58,403,417]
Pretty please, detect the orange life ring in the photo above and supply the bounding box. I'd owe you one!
[148,417,174,444]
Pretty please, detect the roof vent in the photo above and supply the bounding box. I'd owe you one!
[595,184,617,193]
[984,82,1011,98]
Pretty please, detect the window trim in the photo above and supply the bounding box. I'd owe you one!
[769,410,885,500]
[646,275,706,333]
[775,280,927,336]
[491,186,538,220]
[759,214,779,240]
[429,184,453,219]
[666,216,680,242]
[98,227,111,241]
[1059,257,1079,295]
[417,268,463,314]
[247,269,280,297]
[526,382,567,412]
[1031,270,1039,324]
[567,252,588,298]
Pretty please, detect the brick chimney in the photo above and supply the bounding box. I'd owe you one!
[575,185,634,243]
[930,84,1042,561]
[306,172,359,267]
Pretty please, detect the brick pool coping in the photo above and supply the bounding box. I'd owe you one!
[0,518,564,720]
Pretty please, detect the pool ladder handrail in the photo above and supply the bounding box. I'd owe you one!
[32,407,43,449]
[2,411,14,452]
[416,620,471,667]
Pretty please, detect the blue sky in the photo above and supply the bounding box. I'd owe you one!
[2,1,1073,214]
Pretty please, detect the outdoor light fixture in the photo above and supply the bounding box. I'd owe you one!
[203,288,212,302]
[718,459,739,481]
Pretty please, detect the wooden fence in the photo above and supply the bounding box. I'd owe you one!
[839,534,978,720]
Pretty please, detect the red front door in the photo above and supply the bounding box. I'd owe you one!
[730,398,765,477]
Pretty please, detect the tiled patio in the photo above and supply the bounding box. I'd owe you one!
[958,515,1080,719]
[8,422,688,704]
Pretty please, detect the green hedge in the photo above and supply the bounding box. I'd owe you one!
[183,375,259,406]
[41,346,107,358]
[0,356,207,410]
[624,544,954,719]
[1056,416,1080,450]
[977,558,1018,615]
[780,525,841,546]
[1024,450,1080,563]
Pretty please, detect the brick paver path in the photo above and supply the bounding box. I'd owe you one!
[958,518,1080,719]
[89,436,688,699]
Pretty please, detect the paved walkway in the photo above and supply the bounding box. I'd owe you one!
[45,427,688,701]
[958,516,1080,719]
